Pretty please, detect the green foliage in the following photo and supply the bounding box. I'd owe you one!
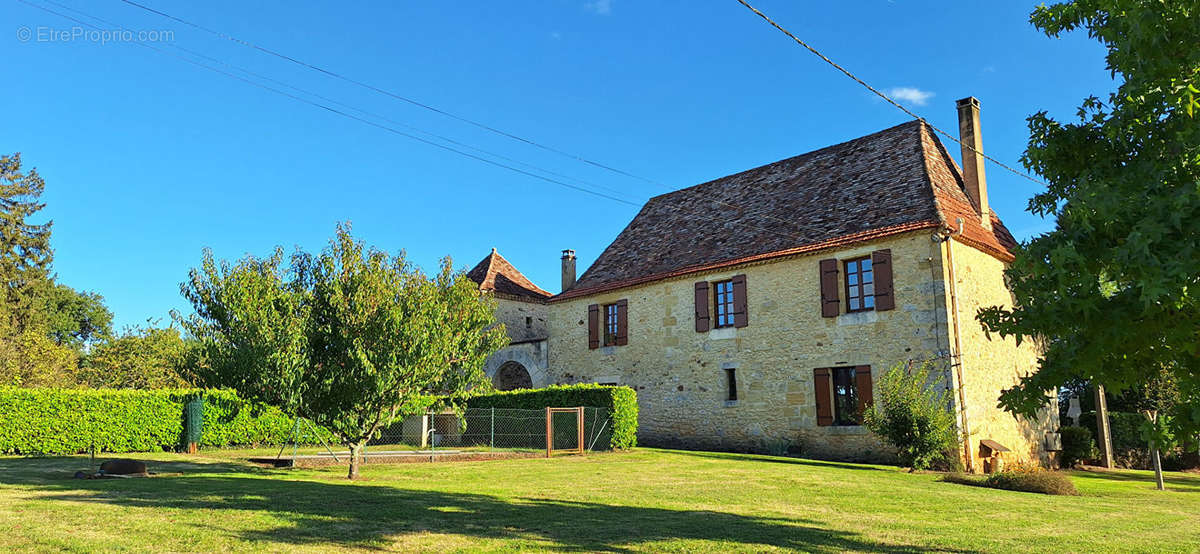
[0,387,326,455]
[180,223,507,478]
[78,324,193,389]
[863,363,959,470]
[1059,425,1099,468]
[0,322,79,387]
[465,384,639,450]
[40,283,113,352]
[976,1,1200,419]
[0,153,53,332]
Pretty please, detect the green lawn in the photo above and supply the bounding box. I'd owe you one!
[0,449,1196,552]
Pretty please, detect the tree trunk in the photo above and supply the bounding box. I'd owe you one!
[347,442,364,480]
[1152,445,1165,491]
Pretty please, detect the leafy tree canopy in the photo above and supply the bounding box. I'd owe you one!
[179,223,508,478]
[42,282,113,352]
[79,322,192,389]
[977,1,1200,430]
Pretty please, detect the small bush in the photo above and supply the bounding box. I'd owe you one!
[984,470,1079,495]
[941,470,1079,496]
[863,362,959,470]
[466,384,638,450]
[1058,425,1099,468]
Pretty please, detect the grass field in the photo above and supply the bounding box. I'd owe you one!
[0,449,1197,552]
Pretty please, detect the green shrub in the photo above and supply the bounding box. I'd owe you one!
[466,384,638,450]
[1058,425,1099,468]
[941,470,1079,496]
[863,363,959,470]
[0,387,327,455]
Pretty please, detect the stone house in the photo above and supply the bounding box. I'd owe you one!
[469,98,1059,469]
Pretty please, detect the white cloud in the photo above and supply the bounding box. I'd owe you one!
[585,0,612,15]
[886,87,935,106]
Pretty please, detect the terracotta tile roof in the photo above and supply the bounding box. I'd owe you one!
[557,121,1016,300]
[466,249,552,302]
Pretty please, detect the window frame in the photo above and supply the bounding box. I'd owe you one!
[712,279,736,328]
[831,366,861,426]
[843,256,876,314]
[602,303,620,346]
[724,368,738,402]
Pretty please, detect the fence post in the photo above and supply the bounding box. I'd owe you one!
[577,406,584,455]
[545,406,552,458]
[490,407,495,449]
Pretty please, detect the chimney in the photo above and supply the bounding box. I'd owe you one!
[956,97,991,229]
[561,249,576,292]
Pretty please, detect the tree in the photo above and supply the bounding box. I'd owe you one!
[180,224,508,479]
[42,283,113,352]
[863,362,961,471]
[0,153,54,331]
[79,323,192,389]
[976,2,1200,430]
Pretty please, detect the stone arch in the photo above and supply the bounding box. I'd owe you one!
[483,345,547,389]
[492,361,533,391]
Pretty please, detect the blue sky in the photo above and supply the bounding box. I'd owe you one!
[3,0,1115,330]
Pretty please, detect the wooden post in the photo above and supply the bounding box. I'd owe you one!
[1095,384,1114,469]
[577,407,585,455]
[545,406,552,458]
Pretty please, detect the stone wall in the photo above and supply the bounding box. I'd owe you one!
[483,297,550,389]
[544,231,955,461]
[942,237,1059,468]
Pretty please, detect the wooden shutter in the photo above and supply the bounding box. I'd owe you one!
[694,281,710,332]
[587,304,600,349]
[731,274,748,328]
[872,249,895,311]
[615,299,629,346]
[819,259,840,318]
[855,365,873,418]
[814,368,833,426]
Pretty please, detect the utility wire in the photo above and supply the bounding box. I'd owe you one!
[18,0,641,208]
[111,0,851,242]
[733,0,1047,187]
[26,0,836,245]
[25,0,828,248]
[117,0,668,189]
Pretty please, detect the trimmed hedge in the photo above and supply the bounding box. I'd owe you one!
[0,387,328,455]
[466,384,638,450]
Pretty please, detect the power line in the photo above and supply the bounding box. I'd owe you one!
[18,0,642,208]
[733,0,1047,188]
[117,0,672,190]
[111,0,854,242]
[25,0,840,246]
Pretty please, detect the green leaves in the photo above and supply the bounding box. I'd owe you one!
[862,363,959,470]
[978,0,1200,420]
[179,223,507,472]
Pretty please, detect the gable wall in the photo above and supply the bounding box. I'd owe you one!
[544,230,955,460]
[941,237,1059,468]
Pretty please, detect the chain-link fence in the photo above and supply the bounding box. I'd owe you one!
[366,407,614,452]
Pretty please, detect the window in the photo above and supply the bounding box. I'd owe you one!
[832,366,860,426]
[724,368,738,401]
[713,279,735,328]
[603,303,619,346]
[525,316,532,329]
[844,257,875,312]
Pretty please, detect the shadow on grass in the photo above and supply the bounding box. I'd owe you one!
[1070,468,1200,492]
[666,449,898,473]
[4,460,971,552]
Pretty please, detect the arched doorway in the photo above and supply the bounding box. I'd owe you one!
[493,361,533,391]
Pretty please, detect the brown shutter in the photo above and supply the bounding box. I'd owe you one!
[587,304,600,349]
[819,259,840,318]
[814,368,833,426]
[731,274,748,328]
[615,299,629,346]
[694,281,710,332]
[855,365,873,419]
[872,249,895,311]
